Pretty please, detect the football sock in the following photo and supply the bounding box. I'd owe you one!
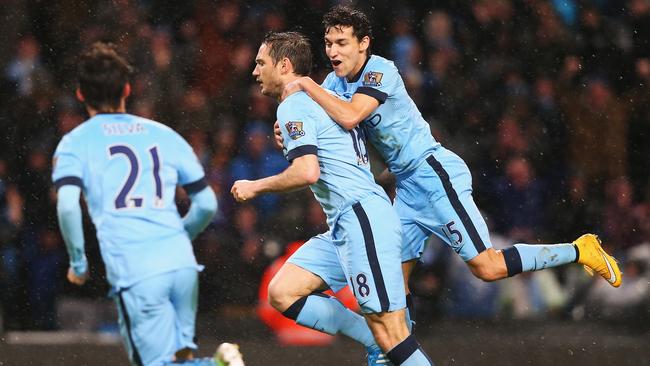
[405,294,416,333]
[503,243,577,277]
[386,334,434,365]
[282,293,375,347]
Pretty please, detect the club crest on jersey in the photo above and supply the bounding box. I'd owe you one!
[285,121,306,140]
[362,71,383,87]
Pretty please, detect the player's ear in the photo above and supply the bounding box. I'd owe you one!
[123,83,131,98]
[280,57,291,75]
[359,36,370,53]
[75,88,85,102]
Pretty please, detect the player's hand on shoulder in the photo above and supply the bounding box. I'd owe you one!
[67,267,89,286]
[231,180,259,202]
[282,76,307,99]
[273,121,284,150]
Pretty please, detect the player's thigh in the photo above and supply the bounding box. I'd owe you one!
[423,152,492,262]
[394,193,430,262]
[334,195,405,314]
[115,274,178,366]
[170,268,200,351]
[283,232,348,293]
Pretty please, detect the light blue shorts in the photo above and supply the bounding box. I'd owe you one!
[395,147,492,262]
[288,194,405,314]
[113,268,199,366]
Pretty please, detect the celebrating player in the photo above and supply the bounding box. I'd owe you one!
[279,4,622,307]
[231,32,434,365]
[52,42,243,366]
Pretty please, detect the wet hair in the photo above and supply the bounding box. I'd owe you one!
[323,5,372,42]
[263,32,312,76]
[77,42,133,111]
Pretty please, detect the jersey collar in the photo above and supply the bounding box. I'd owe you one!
[347,55,371,83]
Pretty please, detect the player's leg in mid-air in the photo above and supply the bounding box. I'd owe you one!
[268,233,389,365]
[396,147,621,287]
[333,194,434,365]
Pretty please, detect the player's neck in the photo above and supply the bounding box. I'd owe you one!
[347,54,370,82]
[279,75,302,102]
[86,100,127,117]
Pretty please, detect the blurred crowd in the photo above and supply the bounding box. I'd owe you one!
[0,0,649,331]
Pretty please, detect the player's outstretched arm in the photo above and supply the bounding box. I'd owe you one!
[231,154,319,202]
[287,77,379,129]
[183,185,218,240]
[56,185,89,285]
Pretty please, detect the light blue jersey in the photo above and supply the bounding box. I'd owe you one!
[278,91,387,226]
[280,91,405,313]
[323,55,493,262]
[322,55,440,177]
[52,113,205,290]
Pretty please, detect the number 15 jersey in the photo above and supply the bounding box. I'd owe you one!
[52,113,205,290]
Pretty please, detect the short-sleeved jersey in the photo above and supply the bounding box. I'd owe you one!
[278,91,387,227]
[322,55,440,177]
[52,113,205,289]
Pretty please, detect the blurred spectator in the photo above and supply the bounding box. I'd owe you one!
[563,77,627,188]
[0,160,25,329]
[5,35,53,97]
[601,177,645,252]
[493,157,545,241]
[231,121,287,219]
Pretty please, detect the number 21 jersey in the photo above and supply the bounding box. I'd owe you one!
[52,113,205,289]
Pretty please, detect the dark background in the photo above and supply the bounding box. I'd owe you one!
[0,0,648,364]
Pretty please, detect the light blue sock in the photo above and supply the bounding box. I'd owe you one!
[284,293,375,347]
[386,334,434,365]
[399,350,435,366]
[513,243,577,272]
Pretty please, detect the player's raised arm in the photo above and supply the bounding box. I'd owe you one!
[285,76,378,130]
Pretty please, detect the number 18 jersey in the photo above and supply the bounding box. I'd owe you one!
[52,113,205,289]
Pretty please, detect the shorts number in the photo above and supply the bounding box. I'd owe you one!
[351,274,371,297]
[109,144,164,209]
[445,221,463,244]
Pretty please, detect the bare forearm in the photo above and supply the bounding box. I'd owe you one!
[302,78,362,129]
[256,167,313,194]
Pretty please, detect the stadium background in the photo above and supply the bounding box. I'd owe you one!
[0,0,648,364]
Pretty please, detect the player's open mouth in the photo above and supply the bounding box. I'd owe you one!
[331,60,342,67]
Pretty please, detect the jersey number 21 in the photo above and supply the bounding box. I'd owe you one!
[109,144,164,210]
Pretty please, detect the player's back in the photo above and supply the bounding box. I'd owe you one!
[278,92,388,226]
[53,113,203,289]
[322,55,440,177]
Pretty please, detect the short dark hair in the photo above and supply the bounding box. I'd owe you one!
[323,5,372,42]
[263,31,312,76]
[77,42,133,111]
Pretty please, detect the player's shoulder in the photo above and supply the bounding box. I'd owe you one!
[321,71,340,88]
[367,54,397,70]
[362,55,398,84]
[279,91,318,114]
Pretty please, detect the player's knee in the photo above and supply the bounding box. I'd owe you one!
[267,279,288,311]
